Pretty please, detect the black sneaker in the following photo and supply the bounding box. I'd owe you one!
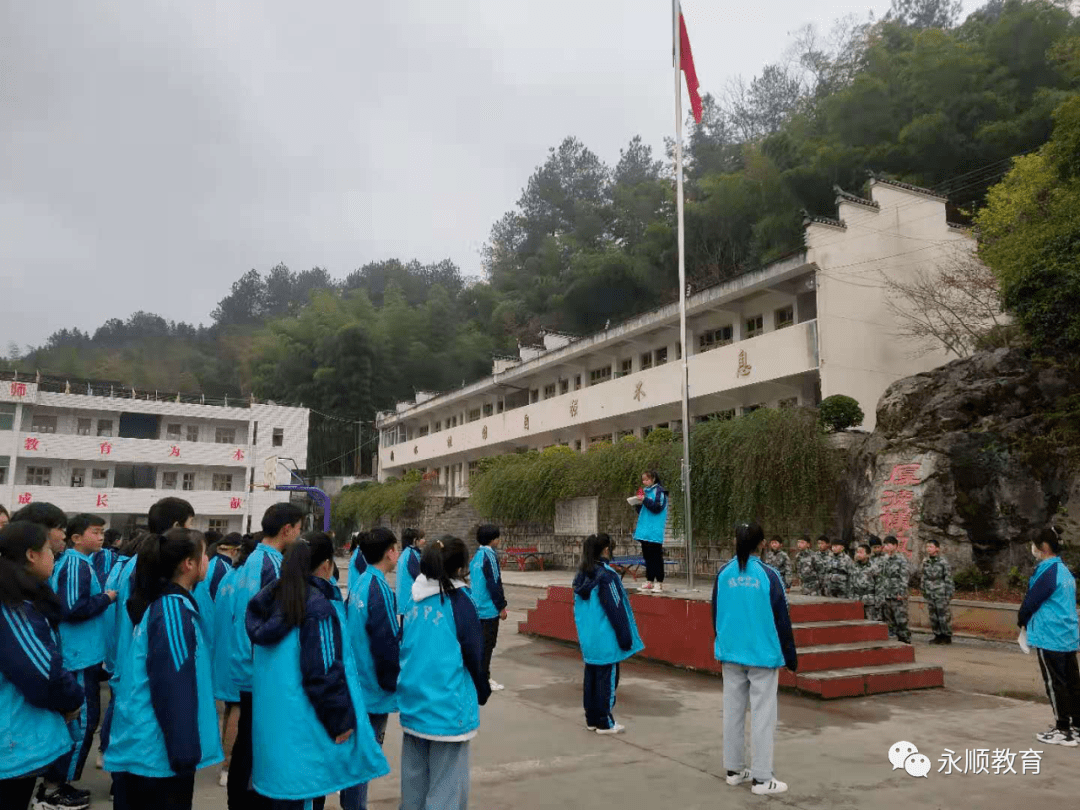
[941,635,953,644]
[928,636,943,645]
[33,783,90,810]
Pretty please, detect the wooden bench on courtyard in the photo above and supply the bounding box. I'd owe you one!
[501,546,549,571]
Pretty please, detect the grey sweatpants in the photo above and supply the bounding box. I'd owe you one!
[722,663,779,783]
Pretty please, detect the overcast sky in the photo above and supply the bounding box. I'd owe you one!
[1,0,985,349]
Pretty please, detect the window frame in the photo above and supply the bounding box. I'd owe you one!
[26,466,52,486]
[71,467,86,488]
[212,473,233,492]
[775,305,795,330]
[745,315,764,339]
[272,427,284,447]
[215,427,236,445]
[181,472,196,491]
[97,420,114,437]
[91,468,108,488]
[162,471,178,490]
[31,414,57,434]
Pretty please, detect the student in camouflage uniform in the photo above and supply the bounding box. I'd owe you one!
[795,535,819,595]
[879,535,912,643]
[867,536,885,620]
[823,541,856,598]
[814,536,831,594]
[852,543,878,619]
[919,538,954,644]
[765,536,792,589]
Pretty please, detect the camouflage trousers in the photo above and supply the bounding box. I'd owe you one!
[800,576,820,596]
[881,597,911,643]
[860,598,881,622]
[926,597,953,638]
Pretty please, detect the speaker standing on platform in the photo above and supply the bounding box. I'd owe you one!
[632,471,669,595]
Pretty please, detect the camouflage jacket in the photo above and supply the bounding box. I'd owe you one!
[796,550,818,586]
[814,550,830,579]
[852,559,877,602]
[920,555,954,601]
[765,549,792,588]
[878,553,911,600]
[823,552,856,598]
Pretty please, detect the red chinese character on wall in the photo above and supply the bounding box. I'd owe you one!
[169,445,180,457]
[880,510,913,536]
[229,497,242,510]
[233,448,244,461]
[99,442,112,455]
[24,437,39,451]
[880,490,915,510]
[96,493,108,508]
[17,492,31,505]
[887,463,921,487]
[10,382,26,397]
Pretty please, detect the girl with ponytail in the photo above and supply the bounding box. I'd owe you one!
[104,529,223,810]
[396,536,490,810]
[0,521,84,810]
[246,531,388,809]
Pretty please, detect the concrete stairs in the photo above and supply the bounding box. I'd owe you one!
[518,586,943,699]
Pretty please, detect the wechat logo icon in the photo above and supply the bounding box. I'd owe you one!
[889,741,930,778]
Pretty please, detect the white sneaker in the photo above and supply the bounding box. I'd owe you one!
[1036,727,1078,747]
[219,770,229,787]
[489,680,505,691]
[725,769,752,786]
[751,778,788,795]
[639,582,653,592]
[595,723,625,735]
[651,583,664,595]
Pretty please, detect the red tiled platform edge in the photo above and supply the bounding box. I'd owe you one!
[518,586,944,699]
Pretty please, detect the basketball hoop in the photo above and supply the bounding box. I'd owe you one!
[261,455,279,491]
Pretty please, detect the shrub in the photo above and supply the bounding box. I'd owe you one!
[953,565,995,592]
[819,395,864,432]
[332,470,430,529]
[1006,565,1026,589]
[645,428,675,444]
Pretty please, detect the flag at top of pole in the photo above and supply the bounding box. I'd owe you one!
[678,9,703,124]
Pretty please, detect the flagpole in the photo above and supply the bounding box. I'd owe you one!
[673,1,695,591]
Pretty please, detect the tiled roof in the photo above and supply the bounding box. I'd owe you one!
[871,176,948,201]
[834,186,880,210]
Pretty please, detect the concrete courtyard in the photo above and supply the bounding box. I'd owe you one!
[77,582,1075,809]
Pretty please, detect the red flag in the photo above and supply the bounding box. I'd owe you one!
[679,11,703,124]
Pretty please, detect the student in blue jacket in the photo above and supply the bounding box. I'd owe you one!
[0,521,85,810]
[247,532,389,810]
[192,532,238,658]
[104,527,223,810]
[398,536,491,810]
[91,530,121,588]
[343,528,400,810]
[632,470,669,594]
[42,513,117,803]
[469,524,508,692]
[1018,527,1080,747]
[227,503,305,810]
[346,531,371,600]
[395,528,425,623]
[713,522,797,797]
[572,532,644,735]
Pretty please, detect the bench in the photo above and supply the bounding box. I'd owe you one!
[609,556,680,580]
[501,546,547,572]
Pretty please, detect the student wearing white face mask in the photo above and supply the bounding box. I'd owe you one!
[1018,527,1080,747]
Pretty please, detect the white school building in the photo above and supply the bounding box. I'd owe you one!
[377,178,973,496]
[0,379,309,535]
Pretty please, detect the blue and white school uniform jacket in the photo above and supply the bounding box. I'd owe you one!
[212,566,242,702]
[572,563,645,665]
[346,566,400,715]
[633,484,669,545]
[50,548,112,671]
[396,546,422,618]
[712,556,798,671]
[228,544,283,693]
[105,556,139,683]
[193,553,232,658]
[247,576,390,800]
[102,554,131,676]
[92,548,118,587]
[103,586,223,777]
[0,598,85,780]
[1019,556,1079,653]
[347,548,367,601]
[468,546,507,621]
[398,575,492,741]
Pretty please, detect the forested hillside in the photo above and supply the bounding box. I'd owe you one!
[5,0,1078,476]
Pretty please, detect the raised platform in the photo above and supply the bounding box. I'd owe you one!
[518,586,944,699]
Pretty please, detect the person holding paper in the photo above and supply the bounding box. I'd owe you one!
[1018,527,1080,747]
[632,471,669,594]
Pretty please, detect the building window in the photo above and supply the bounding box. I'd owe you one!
[742,404,764,416]
[640,352,653,371]
[31,415,57,434]
[208,519,229,533]
[215,427,236,444]
[162,471,178,490]
[655,347,668,366]
[0,456,8,485]
[543,383,556,399]
[77,418,93,436]
[699,326,734,352]
[434,421,442,433]
[92,469,108,487]
[574,439,582,451]
[617,359,633,378]
[530,389,539,404]
[775,306,794,329]
[642,425,653,439]
[496,401,504,414]
[212,473,233,492]
[182,472,195,491]
[71,468,86,488]
[745,315,764,338]
[779,397,799,409]
[468,408,482,422]
[616,429,635,441]
[559,379,569,395]
[467,460,479,478]
[0,404,14,431]
[97,420,113,437]
[483,403,494,417]
[272,428,284,447]
[418,425,429,437]
[589,433,613,446]
[589,366,612,386]
[574,375,582,391]
[186,425,199,442]
[166,423,182,440]
[26,466,51,486]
